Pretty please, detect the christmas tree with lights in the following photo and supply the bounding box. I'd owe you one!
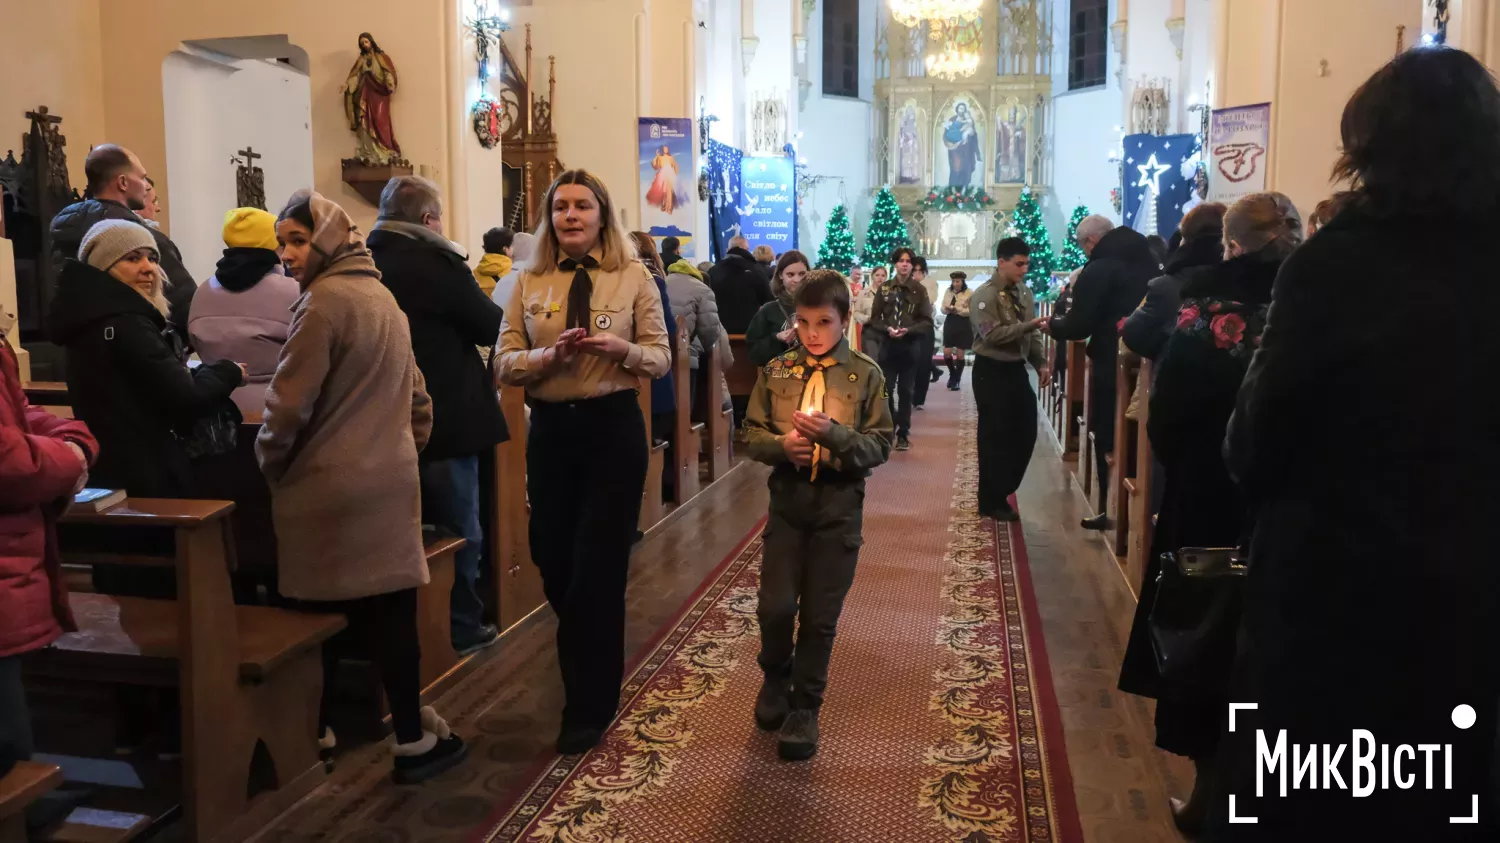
[816,204,858,273]
[1008,189,1056,295]
[861,186,911,267]
[1058,205,1090,272]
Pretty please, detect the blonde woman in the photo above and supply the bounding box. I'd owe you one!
[496,169,671,754]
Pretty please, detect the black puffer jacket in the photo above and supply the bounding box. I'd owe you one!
[47,260,241,497]
[369,227,508,461]
[1047,226,1157,360]
[708,247,773,333]
[50,199,197,340]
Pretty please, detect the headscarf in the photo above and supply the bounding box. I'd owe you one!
[285,189,380,290]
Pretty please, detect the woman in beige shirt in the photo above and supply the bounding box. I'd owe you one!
[495,169,670,754]
[940,271,974,391]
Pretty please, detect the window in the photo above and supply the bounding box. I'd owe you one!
[1068,0,1108,90]
[823,0,859,99]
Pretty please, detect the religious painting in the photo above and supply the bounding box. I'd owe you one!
[933,95,984,190]
[344,32,403,165]
[993,101,1028,185]
[638,117,696,257]
[896,101,924,186]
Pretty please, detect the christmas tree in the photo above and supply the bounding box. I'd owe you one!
[816,204,858,273]
[1009,189,1056,295]
[1058,205,1090,272]
[861,186,911,267]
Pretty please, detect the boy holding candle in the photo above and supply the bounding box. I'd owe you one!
[742,269,894,760]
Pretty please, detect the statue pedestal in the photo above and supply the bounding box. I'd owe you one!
[341,159,414,206]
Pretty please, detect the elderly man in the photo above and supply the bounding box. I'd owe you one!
[709,235,773,335]
[51,145,196,339]
[1046,215,1157,530]
[369,175,509,654]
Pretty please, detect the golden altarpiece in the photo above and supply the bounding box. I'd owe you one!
[874,0,1052,262]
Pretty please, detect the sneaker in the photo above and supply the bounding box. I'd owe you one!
[1081,513,1110,531]
[555,724,606,755]
[318,726,337,771]
[894,436,911,451]
[777,709,820,761]
[453,624,500,657]
[754,677,791,731]
[392,707,468,784]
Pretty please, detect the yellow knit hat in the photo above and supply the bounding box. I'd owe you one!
[222,207,279,250]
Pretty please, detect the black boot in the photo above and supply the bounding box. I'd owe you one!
[1170,755,1219,839]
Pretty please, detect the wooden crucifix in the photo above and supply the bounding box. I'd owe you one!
[233,146,267,210]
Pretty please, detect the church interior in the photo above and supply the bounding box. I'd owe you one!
[2,0,1497,841]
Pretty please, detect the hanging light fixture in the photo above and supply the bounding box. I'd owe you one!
[925,43,980,80]
[888,0,982,29]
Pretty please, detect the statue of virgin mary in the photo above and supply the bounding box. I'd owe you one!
[344,32,403,165]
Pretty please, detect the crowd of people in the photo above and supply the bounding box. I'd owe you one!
[4,40,1497,841]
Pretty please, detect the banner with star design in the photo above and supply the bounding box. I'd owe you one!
[1121,133,1198,238]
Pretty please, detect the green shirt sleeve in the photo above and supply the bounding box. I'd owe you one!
[822,366,894,471]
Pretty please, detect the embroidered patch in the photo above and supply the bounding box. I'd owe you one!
[528,303,544,315]
[780,350,798,362]
[848,373,859,382]
[977,302,986,310]
[595,313,612,330]
[792,365,805,376]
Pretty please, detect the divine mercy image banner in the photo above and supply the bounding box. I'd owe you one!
[638,117,696,258]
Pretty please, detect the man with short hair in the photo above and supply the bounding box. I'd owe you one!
[369,175,509,655]
[1047,215,1157,530]
[710,236,773,334]
[970,237,1049,522]
[51,145,196,338]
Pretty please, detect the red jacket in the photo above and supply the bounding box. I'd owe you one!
[0,342,96,658]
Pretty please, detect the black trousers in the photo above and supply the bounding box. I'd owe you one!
[881,337,917,438]
[912,332,937,407]
[528,390,647,729]
[973,357,1038,513]
[757,470,864,710]
[292,588,423,744]
[1089,356,1117,512]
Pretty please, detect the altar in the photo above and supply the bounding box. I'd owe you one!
[872,0,1053,263]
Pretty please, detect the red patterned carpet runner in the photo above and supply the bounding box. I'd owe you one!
[479,390,1081,842]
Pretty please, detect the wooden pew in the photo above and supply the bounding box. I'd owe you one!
[1061,341,1086,461]
[22,381,69,408]
[1,761,62,843]
[493,386,547,633]
[1123,358,1154,598]
[637,378,668,531]
[30,500,345,843]
[724,334,757,400]
[1107,353,1141,558]
[416,536,462,694]
[1076,352,1094,497]
[700,335,734,482]
[671,317,702,505]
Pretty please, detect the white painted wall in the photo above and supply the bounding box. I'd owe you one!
[1047,0,1124,242]
[797,0,876,257]
[1124,0,1182,131]
[746,0,797,151]
[161,53,314,284]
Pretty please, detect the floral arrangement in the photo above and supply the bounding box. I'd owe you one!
[1109,187,1123,215]
[919,185,996,212]
[472,96,502,149]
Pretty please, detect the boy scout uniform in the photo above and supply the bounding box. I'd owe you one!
[968,278,1047,517]
[742,339,893,712]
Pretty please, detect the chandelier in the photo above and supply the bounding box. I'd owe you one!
[888,0,982,29]
[925,43,980,80]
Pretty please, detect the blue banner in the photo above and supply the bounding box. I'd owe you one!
[738,156,797,256]
[706,139,742,261]
[1121,133,1198,238]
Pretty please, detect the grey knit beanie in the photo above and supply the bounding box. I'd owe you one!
[79,219,158,271]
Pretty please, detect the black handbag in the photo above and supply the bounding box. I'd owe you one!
[1147,547,1247,701]
[182,399,242,459]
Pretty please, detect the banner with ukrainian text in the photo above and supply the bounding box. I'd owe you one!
[1208,103,1271,204]
[638,117,696,259]
[738,156,797,257]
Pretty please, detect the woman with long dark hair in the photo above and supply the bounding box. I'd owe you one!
[1215,47,1500,840]
[745,249,810,366]
[496,171,670,753]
